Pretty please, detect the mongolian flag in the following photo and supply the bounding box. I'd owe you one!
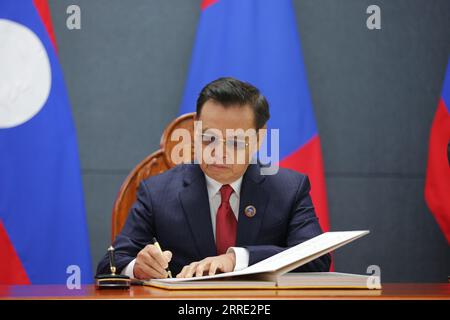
[179,0,330,232]
[0,0,92,284]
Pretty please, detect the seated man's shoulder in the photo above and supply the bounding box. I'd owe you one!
[139,164,188,191]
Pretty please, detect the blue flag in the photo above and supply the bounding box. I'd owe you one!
[0,1,92,284]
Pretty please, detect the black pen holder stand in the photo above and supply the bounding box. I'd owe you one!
[95,274,131,290]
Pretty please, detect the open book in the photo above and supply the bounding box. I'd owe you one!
[145,230,381,290]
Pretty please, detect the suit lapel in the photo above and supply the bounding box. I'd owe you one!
[236,164,269,247]
[179,165,217,258]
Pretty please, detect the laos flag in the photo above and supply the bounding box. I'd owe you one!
[179,0,330,232]
[425,57,450,244]
[0,1,92,284]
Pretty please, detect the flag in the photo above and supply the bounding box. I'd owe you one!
[0,0,92,284]
[425,57,450,244]
[179,0,330,232]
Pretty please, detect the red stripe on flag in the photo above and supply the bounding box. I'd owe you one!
[279,135,331,232]
[201,0,219,10]
[425,98,450,244]
[33,0,58,52]
[0,220,30,285]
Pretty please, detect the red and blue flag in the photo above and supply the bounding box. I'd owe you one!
[425,57,450,244]
[0,0,92,284]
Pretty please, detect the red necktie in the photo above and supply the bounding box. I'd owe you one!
[216,184,237,255]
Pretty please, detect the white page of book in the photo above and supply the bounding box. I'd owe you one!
[152,230,369,283]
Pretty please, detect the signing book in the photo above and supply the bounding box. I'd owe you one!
[143,231,381,290]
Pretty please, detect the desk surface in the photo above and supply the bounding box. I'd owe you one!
[0,283,449,300]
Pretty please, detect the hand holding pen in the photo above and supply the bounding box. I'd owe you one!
[133,236,173,279]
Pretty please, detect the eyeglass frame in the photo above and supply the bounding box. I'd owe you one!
[198,132,251,151]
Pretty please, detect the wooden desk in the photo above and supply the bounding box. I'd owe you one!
[0,283,449,300]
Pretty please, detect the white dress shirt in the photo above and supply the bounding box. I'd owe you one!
[121,173,249,278]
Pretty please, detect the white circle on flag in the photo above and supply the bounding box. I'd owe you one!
[0,19,51,128]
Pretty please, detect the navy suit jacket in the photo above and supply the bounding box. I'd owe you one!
[96,164,331,276]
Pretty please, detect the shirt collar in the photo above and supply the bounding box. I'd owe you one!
[204,173,243,199]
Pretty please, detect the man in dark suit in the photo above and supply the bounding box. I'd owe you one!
[97,77,331,279]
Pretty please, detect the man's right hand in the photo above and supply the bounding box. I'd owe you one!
[133,244,172,279]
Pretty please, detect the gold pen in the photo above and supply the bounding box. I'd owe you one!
[152,237,172,278]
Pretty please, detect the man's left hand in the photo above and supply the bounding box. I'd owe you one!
[176,252,236,278]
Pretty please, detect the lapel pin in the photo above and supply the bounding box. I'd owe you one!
[244,205,256,218]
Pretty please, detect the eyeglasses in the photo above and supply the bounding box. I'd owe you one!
[200,133,249,151]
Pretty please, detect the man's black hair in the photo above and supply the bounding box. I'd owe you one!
[196,77,270,130]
